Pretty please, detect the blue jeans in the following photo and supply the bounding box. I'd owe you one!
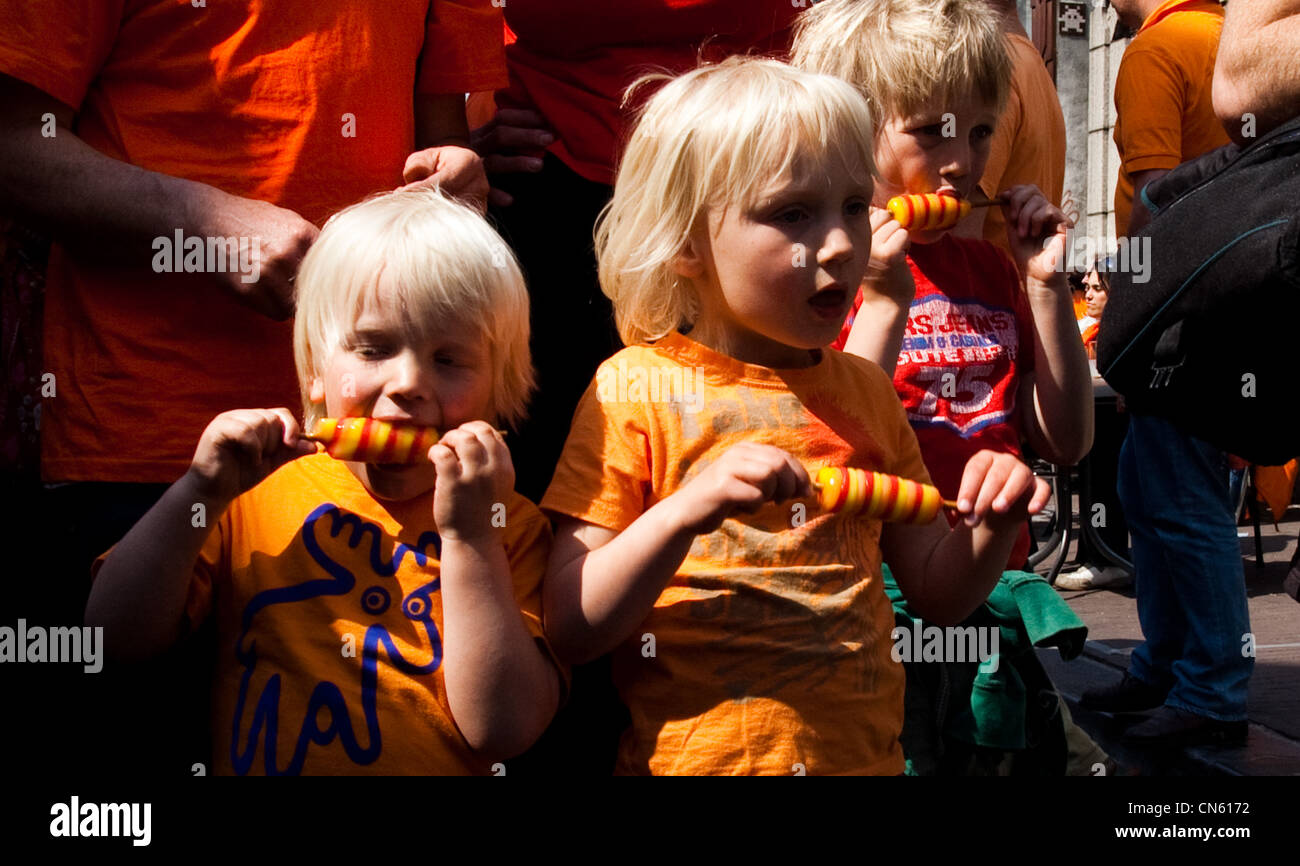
[1117,414,1252,720]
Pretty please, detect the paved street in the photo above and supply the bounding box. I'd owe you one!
[1036,499,1300,774]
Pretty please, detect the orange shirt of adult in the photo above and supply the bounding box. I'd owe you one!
[1112,0,1230,236]
[978,33,1067,258]
[0,0,506,483]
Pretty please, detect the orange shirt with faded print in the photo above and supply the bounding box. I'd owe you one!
[542,333,933,775]
[1112,0,1229,235]
[180,454,557,775]
[978,33,1066,258]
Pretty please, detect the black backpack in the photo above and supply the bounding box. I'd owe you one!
[1096,115,1300,465]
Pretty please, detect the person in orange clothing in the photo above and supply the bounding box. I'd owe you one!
[1080,0,1253,747]
[0,0,502,603]
[1112,0,1231,235]
[955,0,1067,262]
[0,0,506,776]
[87,189,562,775]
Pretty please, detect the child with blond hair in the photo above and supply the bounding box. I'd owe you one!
[540,56,1050,775]
[87,188,562,775]
[793,0,1094,570]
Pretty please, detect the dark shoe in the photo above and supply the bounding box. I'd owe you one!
[1078,672,1167,713]
[1122,706,1247,747]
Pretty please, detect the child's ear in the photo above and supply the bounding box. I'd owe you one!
[309,376,325,404]
[672,236,705,279]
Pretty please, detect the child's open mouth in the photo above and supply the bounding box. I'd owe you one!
[809,288,848,317]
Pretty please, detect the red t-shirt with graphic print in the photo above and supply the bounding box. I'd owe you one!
[836,234,1037,568]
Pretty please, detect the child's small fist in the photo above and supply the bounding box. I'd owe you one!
[864,205,915,305]
[672,442,811,536]
[189,408,315,502]
[430,421,514,541]
[952,450,1050,531]
[1001,184,1072,284]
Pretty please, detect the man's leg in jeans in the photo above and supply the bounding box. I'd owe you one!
[1123,415,1252,720]
[1149,422,1252,720]
[1119,413,1186,694]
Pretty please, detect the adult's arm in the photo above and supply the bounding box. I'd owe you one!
[0,73,318,320]
[1213,0,1300,144]
[1125,168,1169,235]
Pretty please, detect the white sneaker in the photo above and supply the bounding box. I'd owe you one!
[1055,564,1132,591]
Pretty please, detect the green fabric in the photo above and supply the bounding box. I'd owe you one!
[883,564,1087,751]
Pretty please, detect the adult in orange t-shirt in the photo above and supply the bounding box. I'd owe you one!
[0,0,505,599]
[958,1,1066,261]
[0,0,506,778]
[1111,0,1230,235]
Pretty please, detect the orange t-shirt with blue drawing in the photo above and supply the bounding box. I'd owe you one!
[184,453,557,775]
[541,332,933,775]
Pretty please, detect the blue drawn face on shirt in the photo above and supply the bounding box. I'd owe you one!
[229,503,442,775]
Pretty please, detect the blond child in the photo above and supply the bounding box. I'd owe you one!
[86,189,562,775]
[792,0,1094,570]
[539,57,1050,775]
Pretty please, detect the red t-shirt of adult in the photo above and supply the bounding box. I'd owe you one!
[835,235,1037,568]
[498,0,799,185]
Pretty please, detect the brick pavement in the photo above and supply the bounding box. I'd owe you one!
[1036,501,1300,774]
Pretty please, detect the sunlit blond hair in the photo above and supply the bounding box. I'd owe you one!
[293,188,534,430]
[595,56,876,346]
[791,0,1012,131]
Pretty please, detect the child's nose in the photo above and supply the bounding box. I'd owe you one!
[817,220,855,265]
[387,349,435,401]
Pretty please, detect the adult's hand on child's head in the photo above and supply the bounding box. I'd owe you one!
[469,108,555,208]
[188,408,316,504]
[862,205,915,306]
[401,145,490,214]
[671,442,811,536]
[431,422,514,542]
[953,449,1051,531]
[1001,184,1072,286]
[200,192,319,321]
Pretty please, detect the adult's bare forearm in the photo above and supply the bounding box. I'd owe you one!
[1213,0,1300,137]
[0,126,222,259]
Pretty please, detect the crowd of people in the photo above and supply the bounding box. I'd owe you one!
[0,0,1295,775]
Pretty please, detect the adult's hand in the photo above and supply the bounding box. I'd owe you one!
[469,108,554,207]
[0,72,317,321]
[401,144,490,214]
[193,189,319,321]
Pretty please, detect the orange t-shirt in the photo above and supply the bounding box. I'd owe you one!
[0,0,506,483]
[978,33,1066,258]
[541,333,933,775]
[175,454,557,775]
[1112,0,1229,236]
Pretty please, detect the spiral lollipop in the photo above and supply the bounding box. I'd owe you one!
[886,193,993,231]
[305,417,441,464]
[812,466,952,524]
